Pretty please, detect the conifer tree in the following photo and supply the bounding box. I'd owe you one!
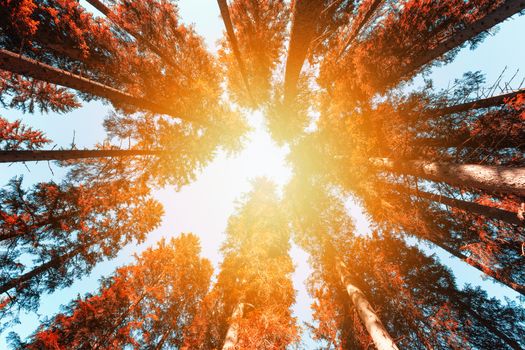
[219,0,289,109]
[0,176,162,329]
[184,179,298,349]
[13,234,212,349]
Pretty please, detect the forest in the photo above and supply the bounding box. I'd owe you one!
[0,0,524,349]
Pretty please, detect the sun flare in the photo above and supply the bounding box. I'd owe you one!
[0,0,524,348]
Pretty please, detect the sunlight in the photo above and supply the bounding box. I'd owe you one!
[229,110,292,188]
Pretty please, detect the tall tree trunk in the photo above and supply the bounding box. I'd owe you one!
[414,134,523,150]
[381,199,525,296]
[84,0,111,16]
[335,259,399,350]
[222,302,244,350]
[338,0,384,58]
[0,149,167,163]
[216,0,254,105]
[284,0,324,102]
[434,88,525,116]
[370,158,525,197]
[400,0,525,80]
[390,184,524,226]
[428,235,525,296]
[451,295,523,350]
[0,49,184,120]
[0,245,84,295]
[84,0,186,77]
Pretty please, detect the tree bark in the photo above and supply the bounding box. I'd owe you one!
[284,0,324,102]
[222,302,244,350]
[435,88,525,116]
[400,0,525,80]
[0,149,167,163]
[336,259,399,350]
[216,0,254,105]
[370,157,525,197]
[0,245,84,295]
[0,49,184,120]
[391,184,524,226]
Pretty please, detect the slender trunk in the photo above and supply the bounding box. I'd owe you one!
[0,245,84,295]
[84,0,186,77]
[381,199,525,296]
[221,302,244,350]
[284,0,324,102]
[84,0,110,15]
[435,88,525,116]
[0,149,167,163]
[153,328,172,350]
[335,259,399,350]
[400,0,525,80]
[414,134,523,150]
[0,49,183,119]
[338,0,384,57]
[391,184,524,226]
[370,157,525,197]
[216,0,254,105]
[419,228,525,296]
[451,296,523,350]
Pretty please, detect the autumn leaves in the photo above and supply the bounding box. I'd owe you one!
[1,0,525,348]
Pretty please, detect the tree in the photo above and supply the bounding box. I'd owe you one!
[285,179,525,348]
[184,179,298,349]
[309,233,525,349]
[13,233,212,349]
[284,0,353,102]
[318,0,525,109]
[1,0,238,125]
[0,176,162,329]
[219,0,289,108]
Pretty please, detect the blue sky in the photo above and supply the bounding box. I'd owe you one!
[1,2,524,348]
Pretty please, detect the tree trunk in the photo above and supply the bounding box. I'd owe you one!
[284,0,324,102]
[370,157,525,197]
[431,236,525,296]
[336,259,399,350]
[381,199,525,296]
[391,184,524,226]
[0,245,84,295]
[435,88,525,116]
[0,149,167,163]
[222,302,244,350]
[451,296,523,350]
[216,0,254,105]
[84,0,186,77]
[338,0,384,57]
[400,0,525,79]
[84,0,111,15]
[414,134,523,150]
[0,49,184,120]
